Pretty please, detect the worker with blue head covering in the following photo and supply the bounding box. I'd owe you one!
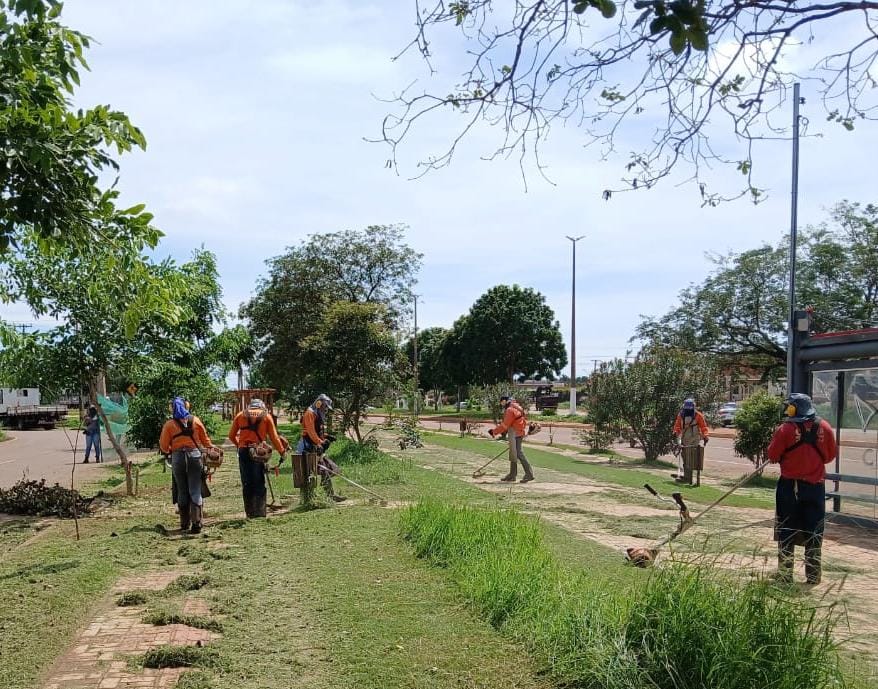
[672,398,709,484]
[159,396,216,533]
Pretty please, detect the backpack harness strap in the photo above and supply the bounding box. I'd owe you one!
[781,418,826,463]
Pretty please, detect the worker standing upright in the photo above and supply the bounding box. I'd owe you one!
[228,399,287,518]
[159,397,216,533]
[672,399,709,484]
[488,395,534,483]
[767,393,836,584]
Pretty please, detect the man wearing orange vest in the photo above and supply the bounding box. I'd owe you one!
[228,398,288,518]
[297,393,345,502]
[159,397,217,533]
[488,395,534,483]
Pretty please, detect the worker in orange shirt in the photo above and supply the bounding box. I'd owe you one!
[672,398,709,484]
[488,395,534,483]
[227,398,288,518]
[296,394,345,502]
[159,397,216,533]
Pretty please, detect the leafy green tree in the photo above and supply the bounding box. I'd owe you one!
[403,326,451,408]
[583,347,724,462]
[0,0,156,254]
[299,301,407,440]
[385,2,878,203]
[206,325,256,390]
[637,203,878,378]
[242,225,421,408]
[444,285,567,384]
[733,390,783,465]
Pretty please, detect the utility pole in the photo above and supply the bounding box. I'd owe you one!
[412,293,420,416]
[566,235,585,414]
[786,83,804,395]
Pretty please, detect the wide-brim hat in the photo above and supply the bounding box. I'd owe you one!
[783,393,816,422]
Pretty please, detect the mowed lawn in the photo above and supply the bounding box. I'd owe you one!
[0,441,641,689]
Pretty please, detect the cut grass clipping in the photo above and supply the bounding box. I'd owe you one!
[401,501,862,689]
[116,591,149,607]
[140,645,219,669]
[142,607,223,633]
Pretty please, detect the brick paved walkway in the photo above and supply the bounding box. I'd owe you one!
[42,570,220,689]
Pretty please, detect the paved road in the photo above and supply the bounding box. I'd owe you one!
[0,429,112,489]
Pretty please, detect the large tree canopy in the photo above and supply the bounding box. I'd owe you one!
[383,1,877,202]
[243,225,421,409]
[444,284,567,384]
[636,201,878,377]
[0,0,156,253]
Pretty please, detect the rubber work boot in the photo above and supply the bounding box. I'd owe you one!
[773,542,795,584]
[520,475,535,483]
[804,542,822,584]
[179,506,191,531]
[519,458,534,483]
[251,495,267,518]
[500,461,517,482]
[189,504,203,534]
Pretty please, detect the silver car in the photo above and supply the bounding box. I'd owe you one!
[718,402,738,427]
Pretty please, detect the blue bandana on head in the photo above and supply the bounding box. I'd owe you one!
[172,397,191,420]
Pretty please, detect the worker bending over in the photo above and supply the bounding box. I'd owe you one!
[297,394,345,502]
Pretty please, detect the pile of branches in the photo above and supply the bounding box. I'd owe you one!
[0,479,92,518]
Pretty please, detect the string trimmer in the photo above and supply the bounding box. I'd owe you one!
[324,467,389,506]
[627,459,771,567]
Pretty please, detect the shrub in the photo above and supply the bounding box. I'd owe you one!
[734,390,783,464]
[574,424,617,452]
[401,501,857,689]
[540,407,556,417]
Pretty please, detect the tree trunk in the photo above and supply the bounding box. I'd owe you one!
[90,378,133,496]
[237,364,244,391]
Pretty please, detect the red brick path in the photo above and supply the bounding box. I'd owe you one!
[42,570,219,689]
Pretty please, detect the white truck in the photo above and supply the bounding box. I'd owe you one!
[0,388,67,430]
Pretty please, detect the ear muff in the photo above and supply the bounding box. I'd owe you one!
[185,400,191,411]
[785,403,797,417]
[315,401,322,409]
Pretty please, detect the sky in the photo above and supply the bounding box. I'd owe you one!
[3,1,876,377]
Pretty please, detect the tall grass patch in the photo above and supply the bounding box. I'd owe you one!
[328,437,405,485]
[401,501,860,689]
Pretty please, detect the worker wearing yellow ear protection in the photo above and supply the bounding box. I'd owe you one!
[298,394,345,502]
[767,392,837,585]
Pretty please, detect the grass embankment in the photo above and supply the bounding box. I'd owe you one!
[402,501,866,689]
[0,437,570,689]
[423,431,776,509]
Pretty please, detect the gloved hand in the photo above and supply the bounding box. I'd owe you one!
[321,439,331,452]
[488,428,496,438]
[278,453,287,465]
[702,437,709,446]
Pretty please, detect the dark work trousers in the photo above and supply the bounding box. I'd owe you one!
[238,447,267,517]
[171,449,204,511]
[776,477,825,582]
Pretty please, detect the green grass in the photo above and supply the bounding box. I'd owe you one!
[142,607,224,633]
[423,432,776,509]
[401,501,864,689]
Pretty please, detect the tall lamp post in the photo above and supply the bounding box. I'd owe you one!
[566,235,585,414]
[786,83,804,394]
[412,292,421,416]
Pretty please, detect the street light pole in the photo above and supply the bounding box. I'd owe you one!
[566,235,585,414]
[786,83,803,394]
[412,293,420,416]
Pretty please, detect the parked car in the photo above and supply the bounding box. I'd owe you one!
[718,402,739,426]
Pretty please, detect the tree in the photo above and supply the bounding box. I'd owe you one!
[0,0,157,254]
[299,301,407,440]
[444,285,567,384]
[637,203,878,378]
[383,2,878,203]
[733,390,783,465]
[2,231,197,493]
[582,347,724,461]
[207,325,256,391]
[242,225,421,409]
[403,326,451,408]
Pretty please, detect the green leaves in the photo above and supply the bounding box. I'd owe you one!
[573,0,617,19]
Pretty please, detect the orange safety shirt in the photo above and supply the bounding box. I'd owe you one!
[159,416,213,454]
[227,410,286,452]
[672,411,709,439]
[301,407,326,446]
[492,401,528,438]
[767,418,836,484]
